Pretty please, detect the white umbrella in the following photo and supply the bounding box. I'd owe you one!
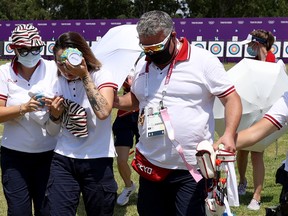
[214,58,288,152]
[92,24,144,90]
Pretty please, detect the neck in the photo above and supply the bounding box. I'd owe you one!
[18,64,37,81]
[258,46,268,61]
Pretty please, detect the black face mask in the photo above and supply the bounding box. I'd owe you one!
[146,36,175,65]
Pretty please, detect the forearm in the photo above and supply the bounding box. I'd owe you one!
[45,117,61,136]
[216,92,242,151]
[81,74,112,120]
[236,118,278,150]
[0,104,28,123]
[114,92,139,111]
[223,94,242,137]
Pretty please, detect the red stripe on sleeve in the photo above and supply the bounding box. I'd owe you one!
[217,86,235,98]
[98,82,118,90]
[0,94,7,101]
[264,114,282,130]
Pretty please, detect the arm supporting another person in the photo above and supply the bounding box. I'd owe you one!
[236,118,278,150]
[214,91,242,152]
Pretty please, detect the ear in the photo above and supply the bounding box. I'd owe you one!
[171,31,177,38]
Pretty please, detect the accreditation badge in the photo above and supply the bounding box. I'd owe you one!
[145,106,165,137]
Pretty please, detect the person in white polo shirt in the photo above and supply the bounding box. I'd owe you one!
[0,24,57,216]
[44,32,118,216]
[114,10,242,216]
[234,91,288,213]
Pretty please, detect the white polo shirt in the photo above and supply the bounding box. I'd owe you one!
[52,68,118,159]
[264,91,288,128]
[0,58,58,153]
[131,38,235,169]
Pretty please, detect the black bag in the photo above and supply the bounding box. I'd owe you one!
[265,205,282,216]
[267,164,288,216]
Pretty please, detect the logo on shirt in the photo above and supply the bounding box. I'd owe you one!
[7,78,17,83]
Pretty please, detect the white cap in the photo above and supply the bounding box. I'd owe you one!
[239,34,253,45]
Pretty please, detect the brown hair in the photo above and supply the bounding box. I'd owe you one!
[53,32,101,73]
[250,29,275,51]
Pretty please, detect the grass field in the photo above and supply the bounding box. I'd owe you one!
[0,62,288,215]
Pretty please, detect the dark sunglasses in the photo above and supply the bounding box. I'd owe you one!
[17,47,43,57]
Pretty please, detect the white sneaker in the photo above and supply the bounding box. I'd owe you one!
[117,182,136,206]
[247,198,261,211]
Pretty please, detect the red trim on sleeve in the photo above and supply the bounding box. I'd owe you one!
[264,114,282,130]
[0,94,7,101]
[217,86,235,98]
[98,82,118,90]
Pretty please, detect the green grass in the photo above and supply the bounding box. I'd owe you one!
[0,62,288,216]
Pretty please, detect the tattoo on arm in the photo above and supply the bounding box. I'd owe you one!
[82,75,109,116]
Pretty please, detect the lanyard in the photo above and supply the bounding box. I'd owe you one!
[143,58,203,182]
[160,108,203,182]
[144,58,177,102]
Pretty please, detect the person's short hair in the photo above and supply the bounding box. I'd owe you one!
[136,10,174,37]
[9,24,45,49]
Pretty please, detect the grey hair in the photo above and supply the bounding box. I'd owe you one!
[136,10,174,37]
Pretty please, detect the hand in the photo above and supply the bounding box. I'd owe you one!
[64,58,89,79]
[45,96,65,118]
[213,134,236,152]
[21,96,46,113]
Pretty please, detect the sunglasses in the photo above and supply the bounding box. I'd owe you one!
[139,32,171,54]
[17,47,43,57]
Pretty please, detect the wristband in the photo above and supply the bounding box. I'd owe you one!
[49,115,61,122]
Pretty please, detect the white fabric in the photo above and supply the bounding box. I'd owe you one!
[92,24,143,90]
[49,68,117,159]
[225,162,239,207]
[214,58,288,152]
[131,43,234,169]
[265,92,288,171]
[0,59,58,153]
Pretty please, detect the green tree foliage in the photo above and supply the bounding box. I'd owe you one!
[187,0,288,18]
[0,0,51,20]
[0,0,288,20]
[87,0,134,19]
[133,0,179,18]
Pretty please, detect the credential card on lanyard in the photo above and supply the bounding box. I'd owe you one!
[146,106,165,138]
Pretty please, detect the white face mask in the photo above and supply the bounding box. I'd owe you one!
[18,53,41,68]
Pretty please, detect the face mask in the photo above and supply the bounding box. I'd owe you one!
[146,37,175,65]
[247,46,257,57]
[18,53,41,68]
